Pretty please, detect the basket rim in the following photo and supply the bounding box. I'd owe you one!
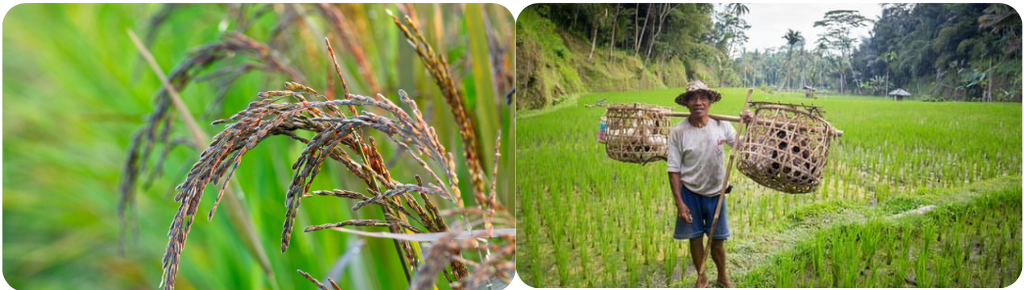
[605,102,672,111]
[749,101,825,116]
[750,102,841,138]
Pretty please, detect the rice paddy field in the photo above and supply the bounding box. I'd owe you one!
[515,87,1022,287]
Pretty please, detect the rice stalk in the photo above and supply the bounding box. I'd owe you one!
[130,5,512,289]
[317,3,382,94]
[159,83,515,288]
[127,29,280,290]
[297,269,333,290]
[120,25,308,252]
[385,8,488,203]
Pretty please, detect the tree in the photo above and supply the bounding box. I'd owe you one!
[978,4,1021,101]
[608,4,621,61]
[727,3,750,17]
[710,4,751,58]
[814,10,871,94]
[645,3,676,64]
[979,4,1020,37]
[857,3,1020,101]
[525,3,743,91]
[779,29,804,89]
[634,3,651,55]
[881,50,898,98]
[587,5,607,61]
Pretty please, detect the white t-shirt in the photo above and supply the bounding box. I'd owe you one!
[666,119,737,196]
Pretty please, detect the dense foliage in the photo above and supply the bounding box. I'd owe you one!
[852,3,1021,101]
[516,4,744,109]
[735,4,1021,101]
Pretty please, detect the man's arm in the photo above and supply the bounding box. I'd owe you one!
[669,171,692,223]
[666,128,691,223]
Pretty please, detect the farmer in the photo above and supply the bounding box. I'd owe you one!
[666,81,752,288]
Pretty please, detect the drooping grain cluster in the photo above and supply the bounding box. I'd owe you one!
[161,86,512,289]
[409,230,516,290]
[120,31,306,253]
[125,6,513,290]
[387,9,490,203]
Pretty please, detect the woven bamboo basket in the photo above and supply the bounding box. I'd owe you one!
[735,102,842,194]
[601,103,672,164]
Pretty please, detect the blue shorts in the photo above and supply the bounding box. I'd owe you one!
[674,185,730,240]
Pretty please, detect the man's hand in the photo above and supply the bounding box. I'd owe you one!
[669,172,691,223]
[740,109,754,124]
[677,204,693,223]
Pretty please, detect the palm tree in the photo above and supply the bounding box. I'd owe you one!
[810,42,834,91]
[728,3,749,17]
[977,4,1019,101]
[978,4,1020,33]
[881,51,898,98]
[779,29,804,90]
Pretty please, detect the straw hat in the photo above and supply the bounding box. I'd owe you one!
[674,80,722,105]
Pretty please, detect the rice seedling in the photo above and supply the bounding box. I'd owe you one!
[742,184,1022,287]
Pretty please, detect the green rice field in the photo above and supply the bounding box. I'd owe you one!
[515,88,1022,287]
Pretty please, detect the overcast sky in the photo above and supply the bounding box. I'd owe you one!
[729,3,884,53]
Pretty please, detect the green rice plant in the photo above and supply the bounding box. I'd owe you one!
[663,239,678,285]
[913,221,935,287]
[553,234,570,286]
[524,195,544,286]
[812,234,826,286]
[742,183,1021,287]
[600,223,615,286]
[775,253,795,287]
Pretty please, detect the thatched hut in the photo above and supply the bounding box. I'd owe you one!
[803,85,816,99]
[888,88,911,101]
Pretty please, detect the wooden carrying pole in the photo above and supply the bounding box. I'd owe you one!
[665,111,843,137]
[663,111,742,123]
[696,89,753,278]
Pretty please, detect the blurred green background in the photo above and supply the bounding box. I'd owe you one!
[3,3,514,289]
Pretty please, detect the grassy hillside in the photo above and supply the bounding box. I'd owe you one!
[516,8,725,110]
[515,8,586,109]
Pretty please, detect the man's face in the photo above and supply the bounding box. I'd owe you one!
[685,93,711,117]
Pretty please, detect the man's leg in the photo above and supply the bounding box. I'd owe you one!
[711,239,733,287]
[689,237,709,288]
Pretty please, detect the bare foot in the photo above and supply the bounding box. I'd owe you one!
[695,275,709,288]
[716,278,734,288]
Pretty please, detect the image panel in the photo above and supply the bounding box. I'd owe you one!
[515,3,1021,288]
[3,3,515,290]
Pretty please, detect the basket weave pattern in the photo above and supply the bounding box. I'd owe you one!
[736,103,836,193]
[603,103,672,164]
